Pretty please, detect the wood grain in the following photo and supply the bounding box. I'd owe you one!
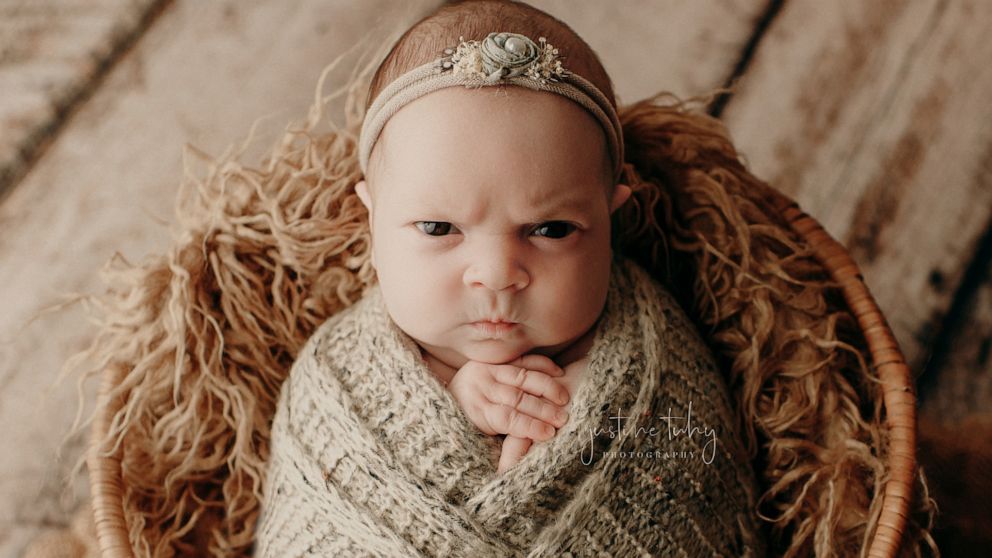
[529,0,768,104]
[720,0,992,373]
[0,0,168,198]
[920,250,992,423]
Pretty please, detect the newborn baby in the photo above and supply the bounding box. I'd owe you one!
[354,85,631,474]
[257,13,766,554]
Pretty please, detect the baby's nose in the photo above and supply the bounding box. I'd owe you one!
[463,239,529,292]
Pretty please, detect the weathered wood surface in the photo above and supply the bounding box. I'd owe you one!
[530,0,767,104]
[0,1,769,555]
[919,242,992,422]
[0,0,167,199]
[720,0,992,381]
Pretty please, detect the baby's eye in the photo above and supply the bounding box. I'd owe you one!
[414,221,456,236]
[532,221,576,239]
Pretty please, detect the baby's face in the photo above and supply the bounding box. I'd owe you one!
[356,86,630,368]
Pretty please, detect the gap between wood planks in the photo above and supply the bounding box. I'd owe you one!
[918,213,992,401]
[0,0,176,206]
[708,0,786,118]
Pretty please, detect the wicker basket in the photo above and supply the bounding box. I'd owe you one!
[86,190,919,558]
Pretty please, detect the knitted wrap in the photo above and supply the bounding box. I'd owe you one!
[255,255,766,556]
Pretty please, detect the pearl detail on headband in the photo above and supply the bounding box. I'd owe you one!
[504,36,526,55]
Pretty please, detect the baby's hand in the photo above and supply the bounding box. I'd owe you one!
[447,354,570,442]
[496,355,590,474]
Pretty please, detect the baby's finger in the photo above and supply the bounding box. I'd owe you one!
[491,365,569,406]
[508,354,565,377]
[486,404,556,441]
[497,435,533,474]
[487,382,569,429]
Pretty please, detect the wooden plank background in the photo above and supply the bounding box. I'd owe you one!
[0,0,167,199]
[2,0,989,555]
[721,0,992,380]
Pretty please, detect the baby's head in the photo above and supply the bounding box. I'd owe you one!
[355,0,631,368]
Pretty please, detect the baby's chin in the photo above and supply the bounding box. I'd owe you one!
[459,342,532,366]
[464,346,527,364]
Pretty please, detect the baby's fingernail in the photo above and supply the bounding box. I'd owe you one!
[556,409,569,423]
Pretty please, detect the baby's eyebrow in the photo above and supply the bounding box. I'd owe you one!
[529,196,595,217]
[408,195,593,219]
[392,179,600,219]
[532,195,593,211]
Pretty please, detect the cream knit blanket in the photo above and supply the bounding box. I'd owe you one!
[255,255,766,556]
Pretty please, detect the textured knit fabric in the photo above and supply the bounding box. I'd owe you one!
[254,255,766,557]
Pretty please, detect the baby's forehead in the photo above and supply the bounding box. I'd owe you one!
[367,87,614,201]
[374,164,611,216]
[371,158,611,211]
[376,131,611,187]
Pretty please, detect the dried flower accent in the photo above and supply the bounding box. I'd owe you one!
[439,32,568,84]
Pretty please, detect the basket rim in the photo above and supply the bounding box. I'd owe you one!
[771,194,916,558]
[86,192,919,558]
[88,362,133,558]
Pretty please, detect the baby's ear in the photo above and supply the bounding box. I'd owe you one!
[355,180,376,270]
[355,179,373,216]
[609,183,632,213]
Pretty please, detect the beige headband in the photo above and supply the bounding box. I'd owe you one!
[359,32,625,184]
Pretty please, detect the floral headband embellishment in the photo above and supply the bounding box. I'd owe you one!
[359,31,624,184]
[439,32,568,84]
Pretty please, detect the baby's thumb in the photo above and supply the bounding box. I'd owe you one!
[497,435,533,474]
